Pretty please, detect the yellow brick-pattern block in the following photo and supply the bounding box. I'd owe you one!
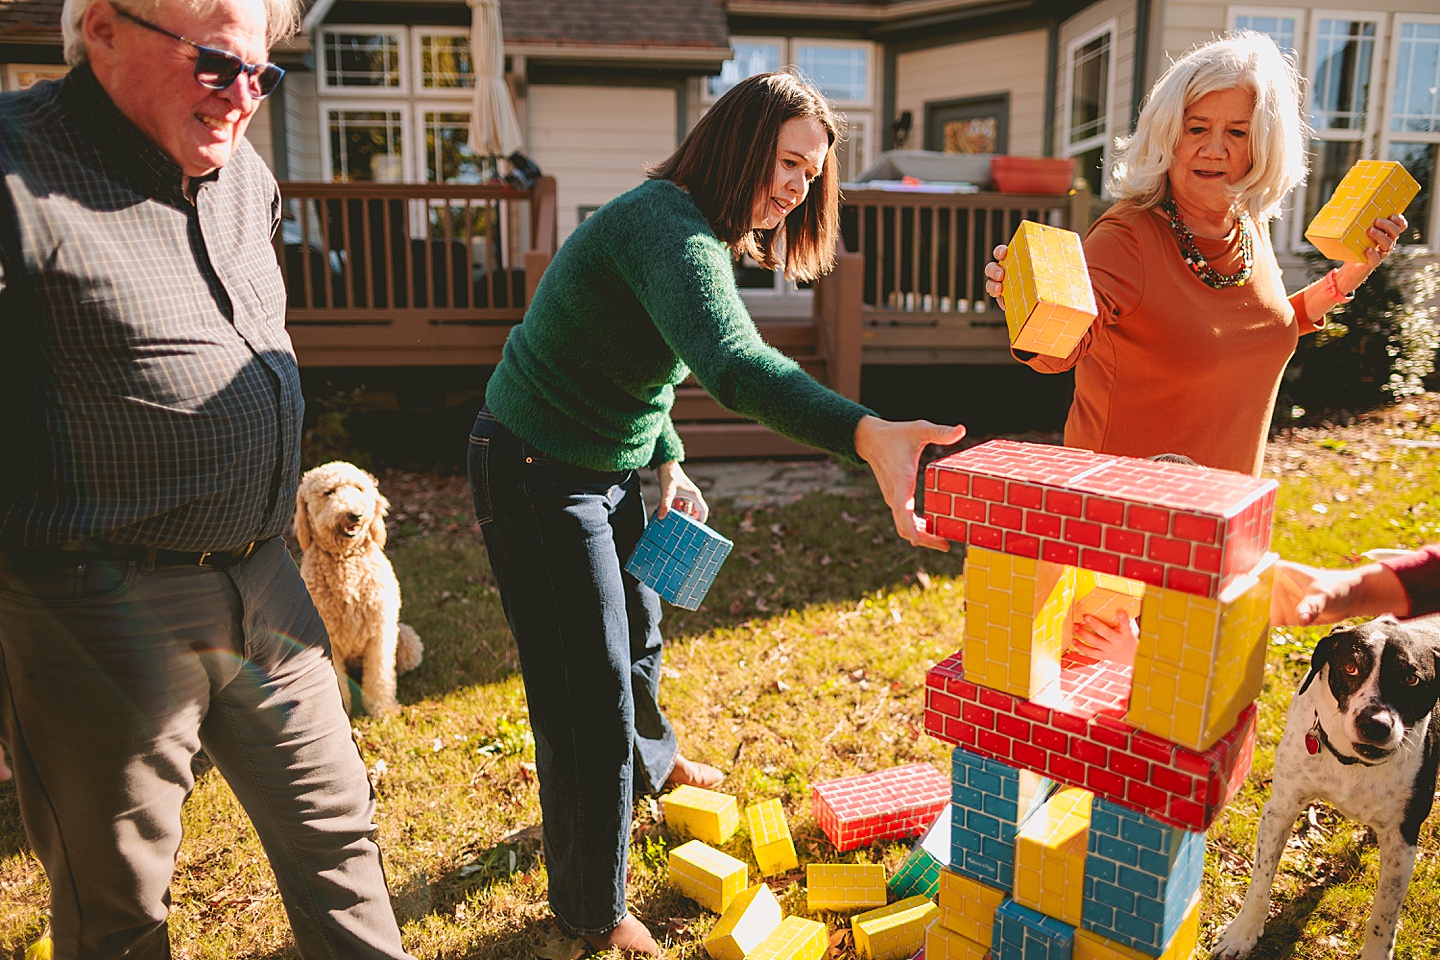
[663,785,741,845]
[748,916,829,960]
[1013,787,1092,926]
[806,862,888,911]
[936,868,1006,947]
[926,922,990,960]
[746,799,799,877]
[852,895,939,960]
[963,547,1075,700]
[1304,159,1420,262]
[670,839,748,914]
[1072,570,1145,627]
[1127,553,1275,751]
[1001,220,1098,357]
[704,883,783,960]
[1074,891,1200,960]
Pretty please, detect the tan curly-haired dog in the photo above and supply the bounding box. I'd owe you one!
[295,461,423,715]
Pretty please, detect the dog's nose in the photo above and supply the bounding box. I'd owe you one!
[1356,707,1395,742]
[346,512,362,524]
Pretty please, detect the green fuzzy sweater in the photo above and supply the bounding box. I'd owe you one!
[485,179,873,472]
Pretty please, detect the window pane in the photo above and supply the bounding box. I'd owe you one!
[1075,144,1105,197]
[837,116,869,183]
[1234,15,1297,63]
[795,44,869,103]
[420,34,474,89]
[323,32,402,88]
[328,109,405,181]
[709,40,780,99]
[1391,22,1440,134]
[1311,19,1375,131]
[423,110,485,183]
[1388,142,1436,245]
[1070,34,1110,146]
[1303,138,1363,234]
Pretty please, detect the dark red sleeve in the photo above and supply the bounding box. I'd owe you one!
[1380,545,1440,618]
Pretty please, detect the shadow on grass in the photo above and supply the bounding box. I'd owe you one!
[386,489,968,705]
[1228,845,1365,960]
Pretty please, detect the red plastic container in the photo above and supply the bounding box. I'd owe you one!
[990,156,1077,195]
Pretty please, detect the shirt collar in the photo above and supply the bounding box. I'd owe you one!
[60,62,219,203]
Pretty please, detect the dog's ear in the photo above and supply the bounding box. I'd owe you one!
[1299,628,1342,695]
[293,486,314,552]
[369,490,389,549]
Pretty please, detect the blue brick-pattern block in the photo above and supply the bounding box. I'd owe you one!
[1081,798,1206,956]
[625,509,733,610]
[949,746,1053,890]
[993,897,1075,960]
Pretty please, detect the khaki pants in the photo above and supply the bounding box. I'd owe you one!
[0,538,412,960]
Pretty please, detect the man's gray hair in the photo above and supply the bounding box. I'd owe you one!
[62,0,303,65]
[1108,31,1309,222]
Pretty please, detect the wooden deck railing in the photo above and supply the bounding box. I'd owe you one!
[275,177,557,366]
[839,182,1096,362]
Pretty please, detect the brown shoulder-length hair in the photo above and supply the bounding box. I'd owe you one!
[647,70,844,282]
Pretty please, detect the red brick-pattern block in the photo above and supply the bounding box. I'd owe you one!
[921,441,1277,600]
[923,650,1254,832]
[811,764,951,853]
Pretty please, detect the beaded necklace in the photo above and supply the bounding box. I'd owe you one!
[1160,196,1253,288]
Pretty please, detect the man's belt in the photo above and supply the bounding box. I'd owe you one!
[5,539,263,569]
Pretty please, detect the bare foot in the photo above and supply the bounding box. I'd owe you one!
[665,755,723,789]
[582,914,660,957]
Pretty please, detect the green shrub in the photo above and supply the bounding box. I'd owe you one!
[302,386,374,471]
[1280,249,1439,414]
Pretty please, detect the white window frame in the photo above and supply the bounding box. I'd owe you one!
[1381,12,1440,249]
[416,104,485,184]
[1062,19,1117,193]
[704,36,785,103]
[411,26,475,92]
[320,100,413,182]
[1227,6,1308,64]
[1285,11,1385,253]
[317,25,409,95]
[791,38,874,108]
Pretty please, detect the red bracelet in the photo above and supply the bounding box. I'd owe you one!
[1324,268,1354,304]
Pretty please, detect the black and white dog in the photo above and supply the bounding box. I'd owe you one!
[1214,616,1440,960]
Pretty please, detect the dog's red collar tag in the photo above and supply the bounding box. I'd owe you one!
[1306,717,1322,755]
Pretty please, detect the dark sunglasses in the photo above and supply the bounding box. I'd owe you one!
[116,7,285,98]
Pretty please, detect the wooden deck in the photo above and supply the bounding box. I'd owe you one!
[275,179,1091,456]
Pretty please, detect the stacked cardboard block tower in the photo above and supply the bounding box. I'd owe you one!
[917,440,1278,959]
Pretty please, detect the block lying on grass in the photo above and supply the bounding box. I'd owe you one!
[663,784,741,845]
[670,839,747,913]
[811,763,950,852]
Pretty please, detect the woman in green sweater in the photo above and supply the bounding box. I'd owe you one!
[468,71,964,954]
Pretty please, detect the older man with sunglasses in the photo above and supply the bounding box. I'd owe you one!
[0,0,415,957]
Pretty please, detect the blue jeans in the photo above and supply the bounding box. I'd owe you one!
[0,537,411,960]
[467,410,678,936]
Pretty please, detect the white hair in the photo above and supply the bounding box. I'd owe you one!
[1108,31,1309,222]
[62,0,303,65]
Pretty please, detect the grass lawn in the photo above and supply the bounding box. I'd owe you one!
[3,396,1440,959]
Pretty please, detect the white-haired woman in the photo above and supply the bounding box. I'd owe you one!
[984,31,1404,477]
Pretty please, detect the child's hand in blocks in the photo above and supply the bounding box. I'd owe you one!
[1071,610,1139,668]
[656,460,710,522]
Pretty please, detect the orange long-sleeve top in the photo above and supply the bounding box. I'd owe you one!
[1016,201,1324,477]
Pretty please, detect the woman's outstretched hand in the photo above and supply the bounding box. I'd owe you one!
[854,415,967,551]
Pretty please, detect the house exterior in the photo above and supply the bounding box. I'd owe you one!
[2,0,1436,309]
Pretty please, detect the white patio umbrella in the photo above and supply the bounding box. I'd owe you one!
[468,0,523,164]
